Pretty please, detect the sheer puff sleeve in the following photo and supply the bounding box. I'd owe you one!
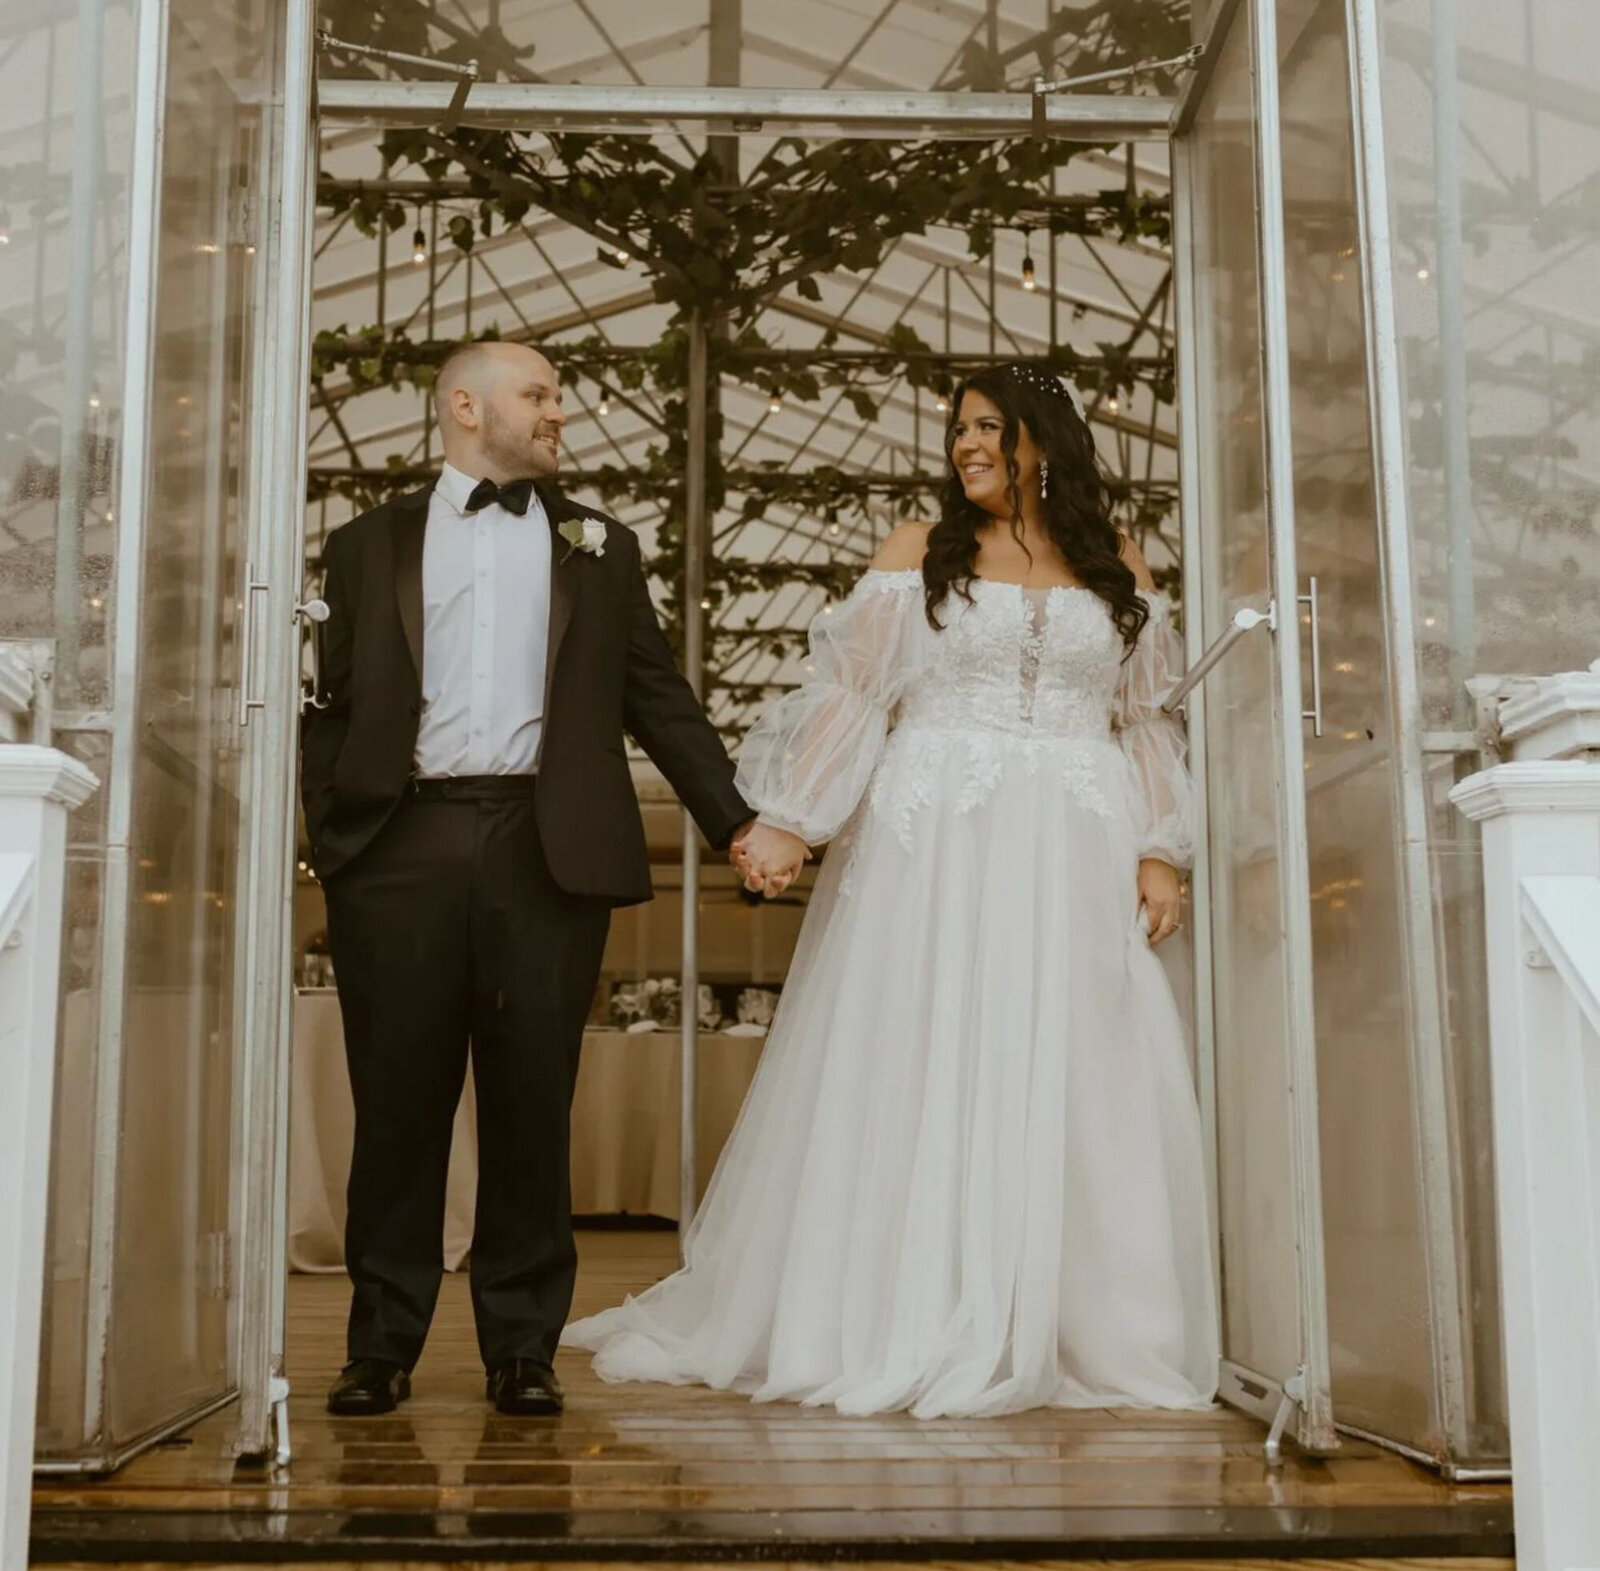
[735,569,924,847]
[1114,592,1196,870]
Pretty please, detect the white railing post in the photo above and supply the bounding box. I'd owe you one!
[1451,659,1600,1571]
[0,709,97,1569]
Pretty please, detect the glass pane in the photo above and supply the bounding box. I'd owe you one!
[1375,0,1600,1456]
[1188,9,1306,1391]
[316,1,1189,94]
[1380,0,1600,713]
[106,0,271,1440]
[1275,0,1436,1449]
[0,0,139,1452]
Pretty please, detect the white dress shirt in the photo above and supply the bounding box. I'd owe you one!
[414,461,551,777]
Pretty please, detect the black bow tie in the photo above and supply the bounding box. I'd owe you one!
[464,476,536,516]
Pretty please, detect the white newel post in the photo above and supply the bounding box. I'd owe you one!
[0,739,97,1571]
[1452,661,1600,1571]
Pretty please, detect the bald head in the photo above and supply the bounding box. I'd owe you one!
[433,340,566,483]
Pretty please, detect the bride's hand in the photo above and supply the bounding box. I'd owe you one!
[1137,858,1183,945]
[732,823,809,899]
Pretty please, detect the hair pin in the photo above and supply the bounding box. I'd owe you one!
[1006,363,1080,413]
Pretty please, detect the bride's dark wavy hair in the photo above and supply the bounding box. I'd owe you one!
[925,363,1147,654]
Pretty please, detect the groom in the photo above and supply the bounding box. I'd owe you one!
[301,340,753,1416]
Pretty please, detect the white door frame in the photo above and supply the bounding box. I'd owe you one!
[229,0,319,1462]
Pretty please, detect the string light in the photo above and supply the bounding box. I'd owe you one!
[1020,226,1037,292]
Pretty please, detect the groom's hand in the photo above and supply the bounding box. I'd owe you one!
[731,822,808,899]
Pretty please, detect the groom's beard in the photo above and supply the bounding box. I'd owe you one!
[482,402,559,480]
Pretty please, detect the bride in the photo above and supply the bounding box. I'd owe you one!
[562,363,1219,1418]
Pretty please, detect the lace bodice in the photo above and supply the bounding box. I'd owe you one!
[889,575,1128,742]
[735,567,1195,866]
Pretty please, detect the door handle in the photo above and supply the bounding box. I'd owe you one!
[1159,581,1323,737]
[1161,602,1274,715]
[238,564,270,727]
[295,598,330,713]
[1299,576,1324,739]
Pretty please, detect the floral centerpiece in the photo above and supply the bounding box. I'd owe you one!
[609,976,681,1029]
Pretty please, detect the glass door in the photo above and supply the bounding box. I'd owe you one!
[32,0,316,1471]
[1172,0,1336,1453]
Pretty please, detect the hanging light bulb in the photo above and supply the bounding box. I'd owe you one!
[1020,227,1037,292]
[1417,264,1431,281]
[935,390,950,414]
[768,389,782,415]
[1107,393,1119,413]
[597,383,611,417]
[825,503,841,539]
[0,210,11,247]
[412,209,428,266]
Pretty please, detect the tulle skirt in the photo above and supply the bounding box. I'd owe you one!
[561,729,1220,1418]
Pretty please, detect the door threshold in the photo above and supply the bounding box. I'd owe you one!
[30,1500,1514,1563]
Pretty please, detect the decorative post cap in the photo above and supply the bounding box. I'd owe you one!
[0,745,99,810]
[1451,759,1600,823]
[1497,661,1600,763]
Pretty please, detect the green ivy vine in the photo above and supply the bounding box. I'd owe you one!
[311,1,1190,704]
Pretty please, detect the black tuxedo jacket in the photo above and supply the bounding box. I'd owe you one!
[300,480,749,904]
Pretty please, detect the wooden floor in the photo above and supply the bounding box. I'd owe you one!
[31,1231,1514,1566]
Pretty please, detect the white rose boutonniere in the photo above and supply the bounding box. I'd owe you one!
[558,516,608,562]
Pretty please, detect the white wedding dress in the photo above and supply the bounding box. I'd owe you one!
[562,569,1219,1417]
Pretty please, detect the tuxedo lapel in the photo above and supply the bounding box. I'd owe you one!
[538,483,580,717]
[391,486,431,683]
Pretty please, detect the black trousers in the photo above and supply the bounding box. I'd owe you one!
[323,781,611,1372]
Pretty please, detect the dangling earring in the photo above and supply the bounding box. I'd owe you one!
[1038,459,1050,499]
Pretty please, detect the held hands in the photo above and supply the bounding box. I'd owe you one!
[1138,857,1184,945]
[730,821,808,899]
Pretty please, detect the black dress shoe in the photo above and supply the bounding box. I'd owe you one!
[486,1358,564,1415]
[327,1358,411,1415]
